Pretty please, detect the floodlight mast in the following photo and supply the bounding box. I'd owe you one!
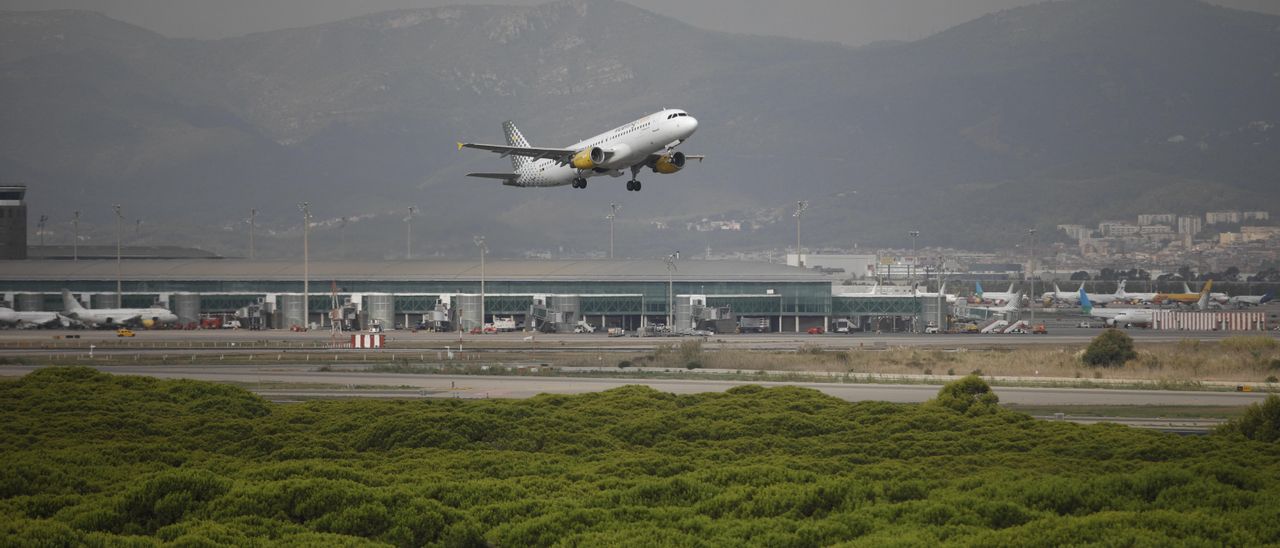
[475,236,488,331]
[664,253,678,328]
[793,201,808,267]
[298,202,312,330]
[607,203,620,259]
[113,204,123,303]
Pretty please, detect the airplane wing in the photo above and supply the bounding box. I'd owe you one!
[458,142,578,163]
[466,173,520,181]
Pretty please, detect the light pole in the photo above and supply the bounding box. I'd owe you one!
[474,236,487,330]
[607,202,620,259]
[908,230,920,284]
[793,200,808,267]
[247,208,257,260]
[72,211,80,261]
[405,206,416,260]
[1028,228,1037,324]
[37,215,47,246]
[664,253,678,328]
[299,202,311,330]
[113,204,124,302]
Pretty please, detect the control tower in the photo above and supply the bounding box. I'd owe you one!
[0,185,27,260]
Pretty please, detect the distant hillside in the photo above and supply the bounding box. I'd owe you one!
[2,0,1277,256]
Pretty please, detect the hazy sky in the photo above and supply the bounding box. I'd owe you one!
[2,0,1278,46]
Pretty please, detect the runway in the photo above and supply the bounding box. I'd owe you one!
[0,363,1270,407]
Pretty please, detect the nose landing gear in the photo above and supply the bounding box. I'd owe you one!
[571,177,587,189]
[625,180,642,191]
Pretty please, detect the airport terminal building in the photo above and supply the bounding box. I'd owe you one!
[0,259,936,332]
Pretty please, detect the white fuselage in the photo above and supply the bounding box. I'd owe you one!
[1085,307,1156,327]
[514,110,698,187]
[68,307,177,327]
[0,308,68,328]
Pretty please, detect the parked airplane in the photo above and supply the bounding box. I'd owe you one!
[0,307,71,329]
[974,281,1020,304]
[1079,288,1156,328]
[1114,280,1158,304]
[913,282,957,304]
[1226,290,1274,308]
[1042,282,1085,305]
[459,109,701,191]
[61,290,177,328]
[1082,284,1209,327]
[1155,280,1214,306]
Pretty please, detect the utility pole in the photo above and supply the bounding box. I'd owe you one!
[607,202,620,259]
[113,204,123,304]
[793,200,808,267]
[72,211,80,261]
[299,202,311,330]
[474,236,487,330]
[406,206,416,259]
[909,230,920,284]
[248,208,257,260]
[664,253,678,328]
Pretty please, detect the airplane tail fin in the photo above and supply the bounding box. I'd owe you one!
[975,281,984,297]
[1079,287,1093,315]
[502,121,531,172]
[1197,281,1212,311]
[61,289,85,313]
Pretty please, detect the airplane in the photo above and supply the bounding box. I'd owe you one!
[458,109,701,191]
[974,281,1020,305]
[1041,282,1084,305]
[61,289,177,328]
[1081,284,1210,327]
[913,281,957,304]
[1114,279,1158,304]
[1079,287,1156,328]
[1155,280,1214,306]
[0,307,72,329]
[1225,290,1274,308]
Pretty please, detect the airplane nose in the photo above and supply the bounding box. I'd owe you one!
[686,116,698,133]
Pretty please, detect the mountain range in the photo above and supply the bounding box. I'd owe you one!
[2,0,1277,258]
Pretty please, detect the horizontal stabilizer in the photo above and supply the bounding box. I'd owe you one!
[466,173,520,181]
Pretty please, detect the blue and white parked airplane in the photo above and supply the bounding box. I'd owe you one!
[459,109,701,191]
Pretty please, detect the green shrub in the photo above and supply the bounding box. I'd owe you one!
[932,374,1000,415]
[1218,394,1280,443]
[685,361,702,370]
[1082,329,1138,367]
[617,360,633,369]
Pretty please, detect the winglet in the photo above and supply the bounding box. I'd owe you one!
[457,142,465,151]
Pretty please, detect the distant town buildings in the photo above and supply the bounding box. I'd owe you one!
[1176,215,1202,236]
[1207,210,1242,224]
[1137,213,1176,226]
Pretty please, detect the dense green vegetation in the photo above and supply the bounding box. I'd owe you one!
[3,368,1280,546]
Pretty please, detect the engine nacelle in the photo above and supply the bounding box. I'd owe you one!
[651,151,686,174]
[142,319,156,328]
[571,147,605,170]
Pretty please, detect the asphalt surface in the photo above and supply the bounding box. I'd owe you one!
[0,364,1270,408]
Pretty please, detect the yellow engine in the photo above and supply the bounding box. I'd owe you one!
[571,147,605,170]
[142,319,156,328]
[651,152,686,174]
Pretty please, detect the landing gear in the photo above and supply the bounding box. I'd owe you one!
[626,180,642,192]
[571,177,587,189]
